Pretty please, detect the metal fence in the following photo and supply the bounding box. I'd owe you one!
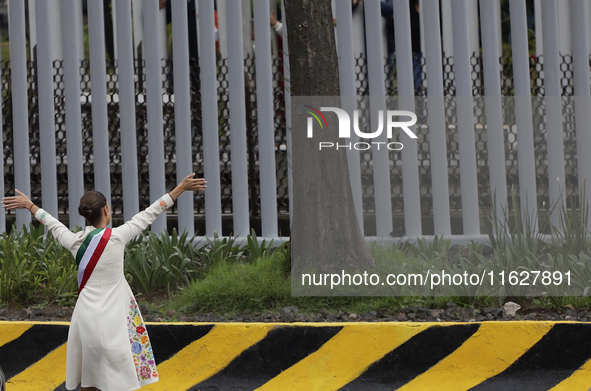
[2,53,586,224]
[2,0,591,239]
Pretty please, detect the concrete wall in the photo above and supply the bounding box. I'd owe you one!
[1,321,591,390]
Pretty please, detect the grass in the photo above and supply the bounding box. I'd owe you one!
[161,237,590,317]
[164,242,455,317]
[169,245,291,314]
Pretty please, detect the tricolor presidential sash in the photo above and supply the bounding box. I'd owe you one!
[75,228,112,294]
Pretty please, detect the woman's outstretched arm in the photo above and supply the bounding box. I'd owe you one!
[2,189,78,249]
[115,173,207,242]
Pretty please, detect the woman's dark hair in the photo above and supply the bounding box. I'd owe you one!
[78,191,107,226]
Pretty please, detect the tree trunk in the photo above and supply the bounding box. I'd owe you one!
[284,0,375,284]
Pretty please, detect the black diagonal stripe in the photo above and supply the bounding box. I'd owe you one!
[0,324,69,379]
[189,325,344,391]
[469,323,591,391]
[52,384,70,391]
[339,323,481,391]
[146,324,215,363]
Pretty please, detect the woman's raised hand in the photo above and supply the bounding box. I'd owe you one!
[181,173,207,192]
[2,189,35,211]
[169,173,207,201]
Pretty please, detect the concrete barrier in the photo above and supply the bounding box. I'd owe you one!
[1,321,590,390]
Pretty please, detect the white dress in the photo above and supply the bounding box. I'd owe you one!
[35,194,174,391]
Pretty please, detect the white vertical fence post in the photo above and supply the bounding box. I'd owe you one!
[479,0,507,222]
[269,0,278,59]
[27,0,36,60]
[115,0,140,222]
[588,3,591,56]
[570,0,591,223]
[440,0,454,56]
[495,0,502,53]
[226,2,250,237]
[159,5,168,60]
[253,0,278,238]
[419,0,425,56]
[281,0,293,227]
[87,0,112,222]
[379,1,387,56]
[364,0,393,237]
[467,0,480,58]
[133,0,144,58]
[198,0,223,237]
[35,0,59,222]
[452,0,480,235]
[9,0,32,229]
[534,0,543,57]
[352,1,365,57]
[509,0,539,231]
[557,1,571,56]
[172,0,195,236]
[394,0,422,237]
[242,0,252,58]
[423,0,451,236]
[144,0,167,234]
[62,0,85,229]
[541,0,566,227]
[336,1,364,234]
[48,2,63,62]
[217,0,228,59]
[76,0,84,59]
[112,1,118,61]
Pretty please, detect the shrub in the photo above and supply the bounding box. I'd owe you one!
[0,226,45,305]
[37,236,77,306]
[124,229,200,298]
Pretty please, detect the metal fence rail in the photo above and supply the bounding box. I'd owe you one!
[1,0,591,239]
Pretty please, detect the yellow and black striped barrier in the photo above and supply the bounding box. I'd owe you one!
[1,321,591,390]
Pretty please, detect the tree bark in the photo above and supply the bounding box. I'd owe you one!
[284,0,375,282]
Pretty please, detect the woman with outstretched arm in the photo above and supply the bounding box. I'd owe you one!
[2,173,206,391]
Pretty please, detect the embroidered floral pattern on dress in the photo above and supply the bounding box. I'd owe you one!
[127,297,158,383]
[39,212,47,224]
[139,366,152,379]
[157,198,169,211]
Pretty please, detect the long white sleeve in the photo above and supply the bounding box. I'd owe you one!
[113,194,175,243]
[35,209,78,250]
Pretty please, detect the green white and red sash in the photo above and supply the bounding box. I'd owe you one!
[75,228,112,294]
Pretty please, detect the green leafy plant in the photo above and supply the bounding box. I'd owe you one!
[197,231,244,269]
[146,229,201,291]
[124,230,197,298]
[549,188,591,258]
[0,227,44,304]
[245,229,275,261]
[125,238,170,298]
[486,188,545,259]
[568,252,591,296]
[408,236,451,262]
[37,237,77,306]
